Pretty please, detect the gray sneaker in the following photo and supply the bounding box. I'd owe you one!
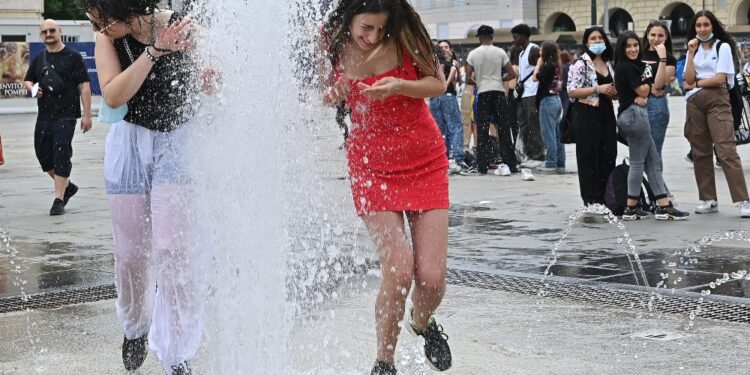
[695,200,718,214]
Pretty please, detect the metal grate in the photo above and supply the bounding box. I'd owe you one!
[1,268,749,324]
[0,284,116,314]
[445,268,750,324]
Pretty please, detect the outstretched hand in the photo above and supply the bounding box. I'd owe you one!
[358,76,401,100]
[153,17,193,54]
[323,76,351,105]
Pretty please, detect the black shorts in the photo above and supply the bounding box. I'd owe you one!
[34,118,76,177]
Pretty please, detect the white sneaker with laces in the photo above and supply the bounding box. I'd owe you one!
[494,163,511,176]
[695,200,718,214]
[740,200,750,218]
[447,160,462,175]
[520,168,535,181]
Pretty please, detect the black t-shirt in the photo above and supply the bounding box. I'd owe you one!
[113,12,197,132]
[24,45,89,120]
[536,62,561,98]
[441,60,457,95]
[641,50,676,88]
[615,60,649,115]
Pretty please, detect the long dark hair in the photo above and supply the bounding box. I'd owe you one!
[581,26,613,62]
[322,0,438,78]
[642,20,673,55]
[540,40,561,71]
[614,31,641,67]
[76,0,159,23]
[687,10,738,62]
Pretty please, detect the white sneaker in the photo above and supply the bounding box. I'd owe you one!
[740,200,750,218]
[695,200,718,214]
[536,165,557,173]
[520,160,543,169]
[447,160,462,175]
[520,168,535,181]
[493,163,511,176]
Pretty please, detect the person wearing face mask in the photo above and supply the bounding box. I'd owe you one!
[566,26,618,210]
[683,10,750,218]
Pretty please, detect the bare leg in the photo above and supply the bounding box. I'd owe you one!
[406,209,448,330]
[47,170,68,200]
[362,211,414,364]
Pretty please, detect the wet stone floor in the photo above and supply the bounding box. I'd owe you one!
[1,202,749,302]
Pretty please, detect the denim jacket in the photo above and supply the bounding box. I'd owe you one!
[566,53,614,107]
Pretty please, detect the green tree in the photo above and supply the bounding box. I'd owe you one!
[43,0,85,20]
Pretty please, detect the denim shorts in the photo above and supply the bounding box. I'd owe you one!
[104,120,191,195]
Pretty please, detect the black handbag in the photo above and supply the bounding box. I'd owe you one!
[513,71,534,99]
[561,99,576,144]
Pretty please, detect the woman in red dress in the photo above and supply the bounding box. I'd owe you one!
[320,1,451,374]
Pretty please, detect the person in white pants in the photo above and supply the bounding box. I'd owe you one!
[81,0,207,374]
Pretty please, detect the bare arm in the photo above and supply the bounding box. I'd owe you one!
[684,39,698,86]
[80,82,92,132]
[465,63,476,86]
[502,61,516,82]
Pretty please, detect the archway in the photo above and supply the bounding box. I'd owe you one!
[608,8,634,37]
[545,13,576,33]
[660,2,695,38]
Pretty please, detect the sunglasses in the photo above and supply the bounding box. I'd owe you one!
[40,28,57,35]
[86,12,118,33]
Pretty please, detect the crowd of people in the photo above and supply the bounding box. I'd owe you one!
[7,1,750,375]
[421,15,749,220]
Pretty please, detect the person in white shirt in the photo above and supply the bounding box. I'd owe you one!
[512,23,545,166]
[465,25,518,175]
[683,10,750,218]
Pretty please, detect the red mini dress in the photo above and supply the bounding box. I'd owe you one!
[342,52,449,215]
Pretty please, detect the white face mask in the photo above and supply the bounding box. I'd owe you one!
[697,33,714,42]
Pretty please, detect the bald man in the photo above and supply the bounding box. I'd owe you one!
[24,19,91,216]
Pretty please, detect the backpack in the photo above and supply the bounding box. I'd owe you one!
[604,159,656,216]
[714,41,744,131]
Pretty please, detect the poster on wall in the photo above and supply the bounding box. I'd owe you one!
[0,42,30,98]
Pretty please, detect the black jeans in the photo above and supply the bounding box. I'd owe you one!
[475,91,518,174]
[574,102,617,205]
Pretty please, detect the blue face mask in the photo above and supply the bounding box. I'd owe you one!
[589,43,607,55]
[697,33,714,42]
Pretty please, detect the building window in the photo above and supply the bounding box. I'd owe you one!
[62,35,80,43]
[437,23,449,39]
[1,35,26,42]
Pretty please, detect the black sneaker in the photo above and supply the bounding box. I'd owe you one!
[621,206,649,221]
[371,361,397,375]
[63,181,78,206]
[655,204,689,221]
[122,335,148,371]
[170,361,192,375]
[49,198,65,216]
[406,312,452,371]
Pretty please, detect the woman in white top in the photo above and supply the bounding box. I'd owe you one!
[683,10,750,218]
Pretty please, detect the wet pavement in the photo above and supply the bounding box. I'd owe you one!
[1,97,750,373]
[2,97,750,304]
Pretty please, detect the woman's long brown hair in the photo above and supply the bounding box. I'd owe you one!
[320,0,439,80]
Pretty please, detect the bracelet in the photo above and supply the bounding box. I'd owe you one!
[659,58,667,62]
[145,47,160,63]
[593,84,600,94]
[151,44,172,54]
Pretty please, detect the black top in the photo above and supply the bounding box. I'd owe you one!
[641,50,676,89]
[24,46,89,120]
[441,60,457,95]
[536,62,560,107]
[615,60,649,115]
[113,13,196,132]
